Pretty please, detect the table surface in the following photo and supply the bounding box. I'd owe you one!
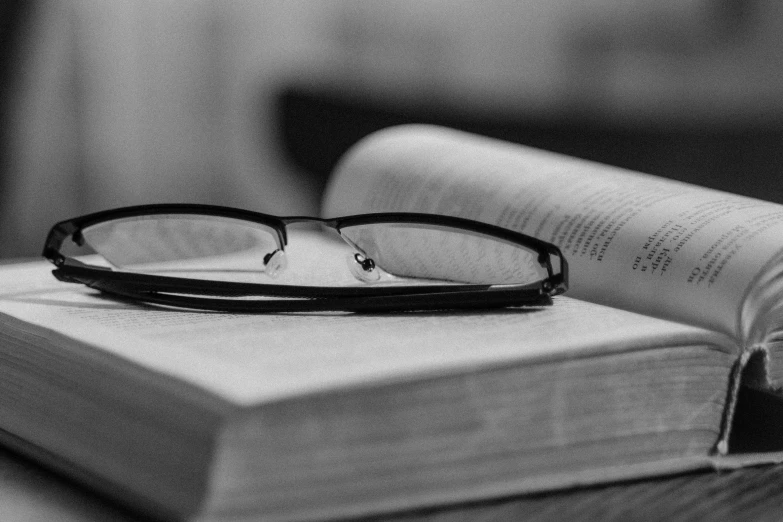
[4,444,783,522]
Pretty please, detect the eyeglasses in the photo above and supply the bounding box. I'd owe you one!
[42,204,568,313]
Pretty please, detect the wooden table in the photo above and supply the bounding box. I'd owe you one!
[3,444,783,521]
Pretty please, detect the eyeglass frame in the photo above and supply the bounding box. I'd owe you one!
[42,204,568,313]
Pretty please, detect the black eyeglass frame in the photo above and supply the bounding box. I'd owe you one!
[42,204,568,313]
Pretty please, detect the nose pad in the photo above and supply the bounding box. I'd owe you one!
[263,250,287,278]
[347,253,381,283]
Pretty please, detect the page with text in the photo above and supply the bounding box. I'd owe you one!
[324,125,783,342]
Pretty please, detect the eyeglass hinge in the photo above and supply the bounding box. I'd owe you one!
[72,231,85,246]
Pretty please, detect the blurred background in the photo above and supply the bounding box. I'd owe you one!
[0,0,781,257]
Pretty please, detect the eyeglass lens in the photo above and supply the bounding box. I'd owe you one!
[339,223,547,285]
[75,215,549,287]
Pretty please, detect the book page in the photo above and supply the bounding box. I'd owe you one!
[323,125,783,341]
[0,254,732,406]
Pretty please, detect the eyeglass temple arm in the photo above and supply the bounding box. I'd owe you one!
[79,278,555,314]
[51,257,555,299]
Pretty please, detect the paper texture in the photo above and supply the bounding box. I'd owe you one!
[0,241,730,406]
[324,125,783,342]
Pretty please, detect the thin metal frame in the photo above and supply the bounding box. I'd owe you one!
[42,204,568,313]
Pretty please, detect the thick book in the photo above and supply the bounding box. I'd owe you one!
[2,125,783,521]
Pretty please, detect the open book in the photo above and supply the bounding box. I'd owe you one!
[1,124,782,521]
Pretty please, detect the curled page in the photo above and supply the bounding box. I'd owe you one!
[324,125,783,344]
